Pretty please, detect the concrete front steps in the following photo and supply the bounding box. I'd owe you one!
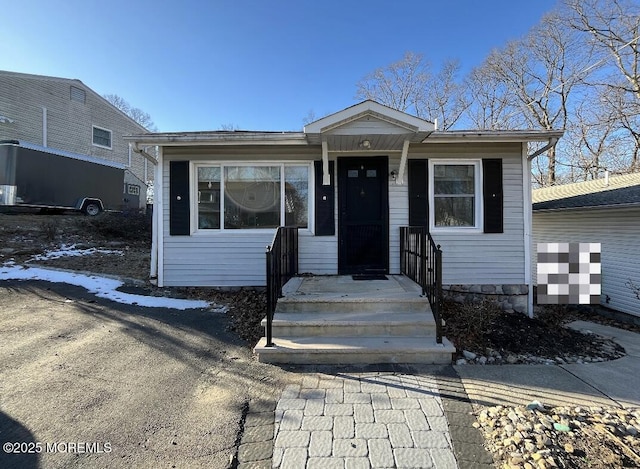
[253,275,456,365]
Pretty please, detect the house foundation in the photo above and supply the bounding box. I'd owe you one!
[443,284,529,313]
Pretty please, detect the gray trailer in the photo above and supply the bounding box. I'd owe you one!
[0,140,126,215]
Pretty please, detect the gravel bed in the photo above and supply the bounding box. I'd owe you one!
[475,403,640,468]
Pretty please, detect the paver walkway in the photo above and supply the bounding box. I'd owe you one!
[272,371,458,469]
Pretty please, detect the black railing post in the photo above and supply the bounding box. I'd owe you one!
[400,226,443,344]
[434,244,442,344]
[266,244,274,347]
[265,226,299,348]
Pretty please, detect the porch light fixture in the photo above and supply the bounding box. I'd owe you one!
[359,139,371,149]
[390,170,397,181]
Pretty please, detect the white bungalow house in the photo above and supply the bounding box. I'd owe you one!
[127,101,561,363]
[533,173,640,320]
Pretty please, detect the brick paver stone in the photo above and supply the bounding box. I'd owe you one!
[344,392,371,404]
[371,393,392,410]
[412,430,451,449]
[390,397,420,410]
[419,398,445,416]
[279,410,303,431]
[280,447,308,469]
[334,415,355,439]
[394,447,434,468]
[430,448,459,469]
[345,457,371,469]
[324,403,353,416]
[307,457,345,469]
[353,404,374,423]
[302,416,333,431]
[308,431,332,458]
[274,430,310,448]
[304,398,325,416]
[355,422,388,439]
[333,438,368,458]
[367,439,395,468]
[374,409,405,424]
[427,415,450,432]
[404,409,430,431]
[387,423,413,448]
[300,388,326,400]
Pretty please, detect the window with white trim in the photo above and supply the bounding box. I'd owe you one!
[92,125,112,149]
[195,163,309,230]
[430,160,481,230]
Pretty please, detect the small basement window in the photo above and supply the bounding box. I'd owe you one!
[92,125,112,149]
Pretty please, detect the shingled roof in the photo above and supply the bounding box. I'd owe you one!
[532,172,640,211]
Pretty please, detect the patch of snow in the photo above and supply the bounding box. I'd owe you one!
[31,243,124,261]
[0,264,211,311]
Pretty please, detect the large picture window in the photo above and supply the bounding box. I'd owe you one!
[430,160,481,229]
[195,163,309,231]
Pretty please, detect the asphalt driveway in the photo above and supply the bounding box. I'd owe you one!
[0,280,291,469]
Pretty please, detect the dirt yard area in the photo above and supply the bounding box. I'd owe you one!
[0,211,152,280]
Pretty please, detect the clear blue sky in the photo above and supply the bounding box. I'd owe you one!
[1,0,558,132]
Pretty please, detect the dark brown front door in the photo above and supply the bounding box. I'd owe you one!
[338,156,389,274]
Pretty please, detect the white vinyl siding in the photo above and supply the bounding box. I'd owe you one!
[411,143,526,285]
[162,148,320,286]
[532,207,640,318]
[92,125,112,149]
[388,154,407,274]
[160,142,528,287]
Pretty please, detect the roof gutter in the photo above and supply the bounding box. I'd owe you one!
[527,137,559,161]
[533,202,640,213]
[133,143,158,164]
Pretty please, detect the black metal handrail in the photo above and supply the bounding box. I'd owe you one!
[400,226,443,343]
[265,226,299,347]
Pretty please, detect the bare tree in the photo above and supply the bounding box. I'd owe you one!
[464,63,515,130]
[302,110,317,126]
[477,12,591,185]
[103,93,157,131]
[356,52,430,118]
[565,0,640,170]
[355,52,466,129]
[417,59,469,130]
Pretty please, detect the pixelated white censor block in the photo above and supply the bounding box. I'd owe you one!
[537,243,601,305]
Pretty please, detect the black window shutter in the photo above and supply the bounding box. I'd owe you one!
[169,161,191,235]
[408,159,428,227]
[482,158,503,233]
[314,160,335,236]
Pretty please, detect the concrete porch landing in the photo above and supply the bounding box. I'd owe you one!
[254,275,456,365]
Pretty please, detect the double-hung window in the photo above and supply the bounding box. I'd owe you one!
[430,160,481,230]
[195,163,309,231]
[92,125,112,149]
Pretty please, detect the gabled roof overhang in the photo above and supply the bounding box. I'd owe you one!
[304,100,435,184]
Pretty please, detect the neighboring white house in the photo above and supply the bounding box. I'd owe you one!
[532,173,640,318]
[0,70,154,208]
[127,100,562,315]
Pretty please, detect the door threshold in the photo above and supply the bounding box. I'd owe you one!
[352,274,388,281]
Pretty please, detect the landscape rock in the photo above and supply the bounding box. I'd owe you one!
[463,350,477,360]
